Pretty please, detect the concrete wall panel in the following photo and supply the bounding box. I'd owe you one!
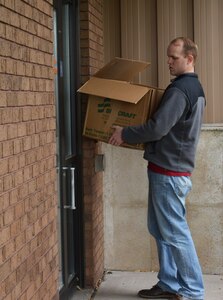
[103,127,223,274]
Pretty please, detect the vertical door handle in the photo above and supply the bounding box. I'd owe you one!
[62,166,76,210]
[70,167,76,210]
[62,167,69,209]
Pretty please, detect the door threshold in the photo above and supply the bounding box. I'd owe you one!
[60,286,93,300]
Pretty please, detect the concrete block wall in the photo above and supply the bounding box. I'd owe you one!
[187,125,223,274]
[80,0,105,287]
[103,126,223,275]
[0,1,58,299]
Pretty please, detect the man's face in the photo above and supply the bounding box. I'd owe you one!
[167,41,192,76]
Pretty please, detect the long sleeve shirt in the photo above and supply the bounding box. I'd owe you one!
[122,73,205,173]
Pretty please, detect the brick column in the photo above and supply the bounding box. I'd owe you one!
[80,0,105,287]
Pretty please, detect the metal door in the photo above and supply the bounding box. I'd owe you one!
[53,0,84,296]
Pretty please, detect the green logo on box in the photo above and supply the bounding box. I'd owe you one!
[98,98,112,113]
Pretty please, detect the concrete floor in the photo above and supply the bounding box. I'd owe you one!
[72,271,223,300]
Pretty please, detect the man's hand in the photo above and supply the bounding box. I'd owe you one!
[109,125,124,146]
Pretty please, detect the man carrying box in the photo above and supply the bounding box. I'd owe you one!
[109,37,205,300]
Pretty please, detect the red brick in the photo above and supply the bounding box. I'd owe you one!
[26,282,36,300]
[21,77,30,91]
[15,233,26,253]
[23,107,32,121]
[13,140,22,154]
[0,57,6,73]
[16,61,26,76]
[0,190,10,211]
[15,201,25,219]
[7,124,18,139]
[11,282,22,300]
[16,260,27,282]
[17,124,27,138]
[2,140,13,157]
[0,20,6,38]
[3,205,15,226]
[8,156,18,172]
[5,58,16,74]
[0,226,10,246]
[3,174,14,191]
[2,239,15,262]
[0,158,8,176]
[22,135,32,151]
[14,169,24,187]
[25,224,35,241]
[17,92,27,106]
[0,91,7,107]
[18,153,26,168]
[0,257,11,281]
[6,91,18,106]
[9,188,18,205]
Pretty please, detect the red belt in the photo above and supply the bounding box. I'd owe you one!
[148,162,191,177]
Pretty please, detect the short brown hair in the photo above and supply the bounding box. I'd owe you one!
[170,37,198,62]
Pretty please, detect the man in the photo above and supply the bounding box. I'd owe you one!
[108,37,205,300]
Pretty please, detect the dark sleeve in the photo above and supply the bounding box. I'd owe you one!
[122,87,188,144]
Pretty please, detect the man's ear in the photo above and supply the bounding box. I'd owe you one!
[187,54,194,65]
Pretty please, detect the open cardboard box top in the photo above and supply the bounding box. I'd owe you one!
[78,57,164,150]
[78,57,150,103]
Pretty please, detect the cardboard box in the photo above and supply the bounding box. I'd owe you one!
[78,57,164,150]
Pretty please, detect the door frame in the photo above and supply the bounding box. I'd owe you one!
[53,0,85,295]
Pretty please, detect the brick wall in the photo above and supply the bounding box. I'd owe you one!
[0,1,58,299]
[80,0,105,287]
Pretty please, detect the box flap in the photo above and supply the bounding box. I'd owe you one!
[94,57,150,82]
[78,77,149,103]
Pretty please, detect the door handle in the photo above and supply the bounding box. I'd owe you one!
[70,167,76,210]
[61,167,76,210]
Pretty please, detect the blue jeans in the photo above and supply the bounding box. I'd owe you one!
[147,170,204,300]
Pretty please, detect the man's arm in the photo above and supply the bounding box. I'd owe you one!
[109,87,188,146]
[122,88,188,144]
